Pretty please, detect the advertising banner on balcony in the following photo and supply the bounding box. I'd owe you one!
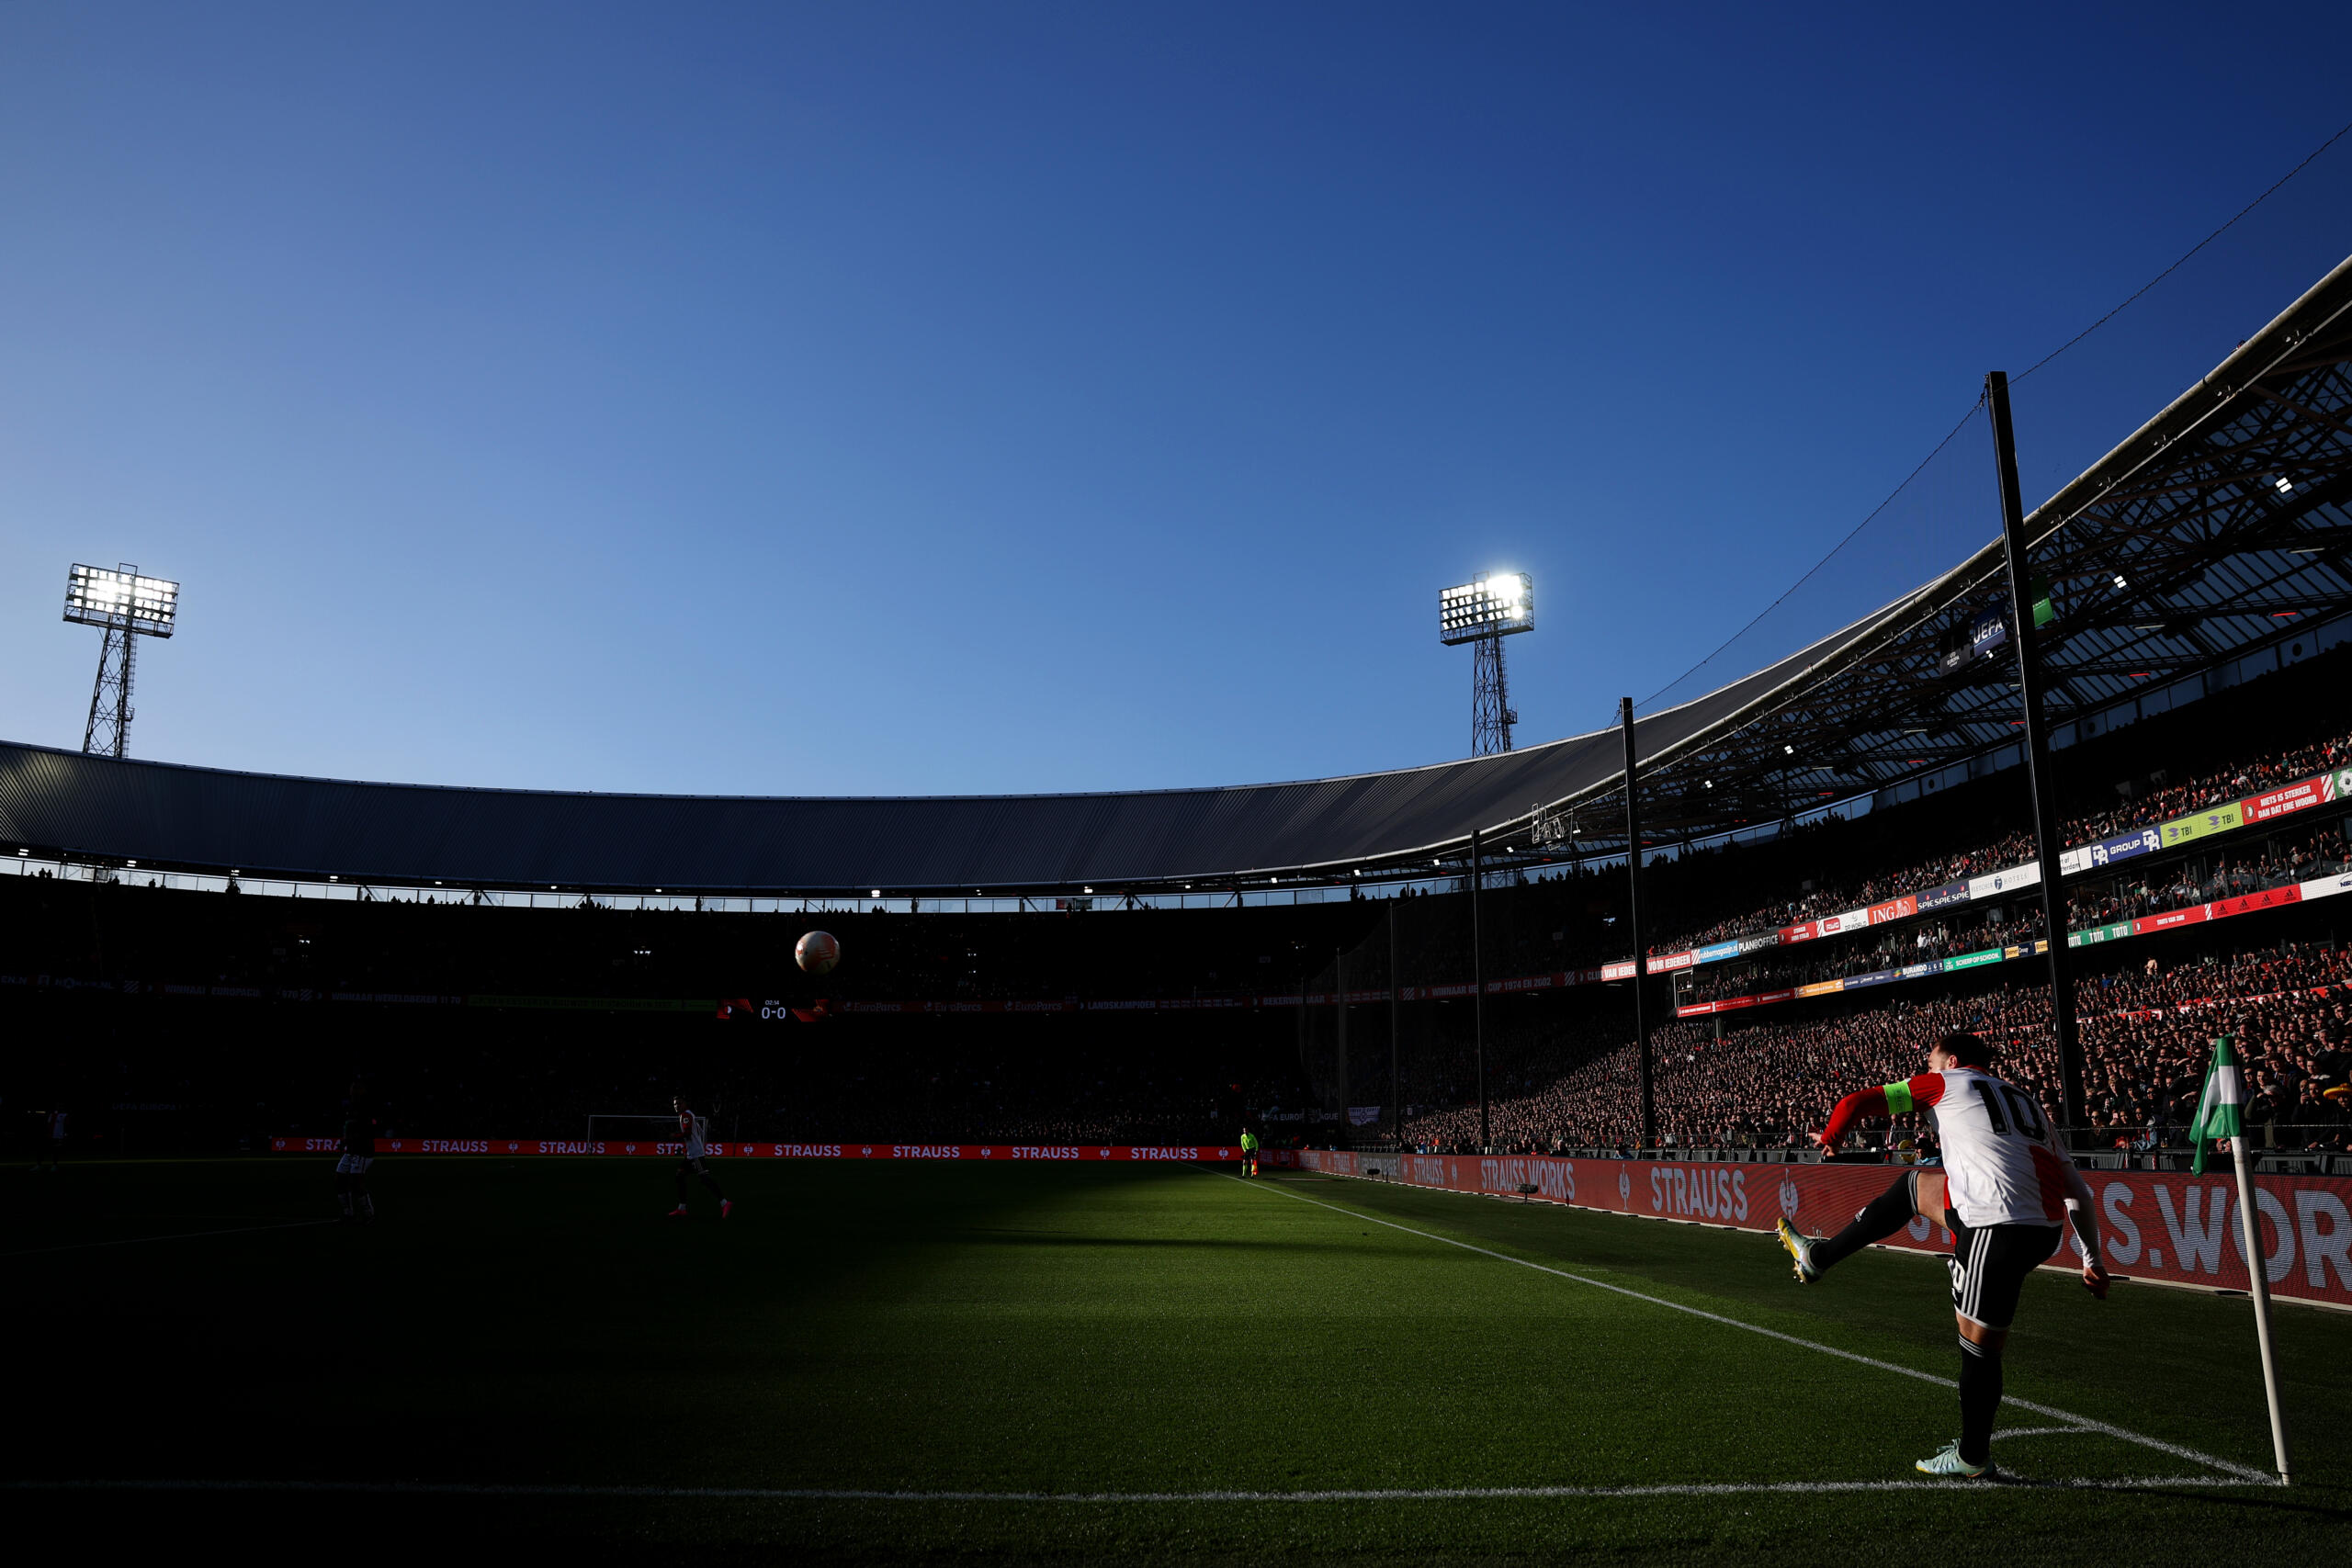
[2063,828,2165,875]
[1968,863,2041,901]
[1298,1151,2352,1309]
[2240,769,2350,825]
[2161,803,2245,848]
[1917,881,1972,913]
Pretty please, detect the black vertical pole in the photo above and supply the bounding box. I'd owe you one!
[1387,903,1401,1143]
[1334,944,1350,1150]
[1987,371,2086,1144]
[1621,697,1656,1151]
[1471,827,1489,1150]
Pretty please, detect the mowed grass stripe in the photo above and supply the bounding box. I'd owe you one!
[0,1218,338,1258]
[1226,1170,2274,1485]
[2,1473,2255,1501]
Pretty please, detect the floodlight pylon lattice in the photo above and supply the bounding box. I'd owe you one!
[1471,634,1514,755]
[62,563,179,759]
[1439,572,1532,757]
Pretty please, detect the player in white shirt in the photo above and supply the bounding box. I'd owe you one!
[666,1096,731,1219]
[1775,1032,2107,1478]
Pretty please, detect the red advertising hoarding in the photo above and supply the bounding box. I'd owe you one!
[1298,1151,2352,1310]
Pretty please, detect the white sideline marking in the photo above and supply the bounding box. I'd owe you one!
[1228,1172,2277,1487]
[0,1219,337,1258]
[0,1475,2265,1502]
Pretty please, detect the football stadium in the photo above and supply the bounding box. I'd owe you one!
[9,14,2352,1562]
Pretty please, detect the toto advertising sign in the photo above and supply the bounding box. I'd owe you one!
[1299,1152,2352,1310]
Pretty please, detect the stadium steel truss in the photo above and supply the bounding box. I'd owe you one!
[3,254,2350,899]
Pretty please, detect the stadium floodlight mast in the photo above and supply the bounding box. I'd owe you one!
[1439,572,1532,756]
[62,563,179,758]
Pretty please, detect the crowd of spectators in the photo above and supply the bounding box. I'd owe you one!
[1403,942,2352,1156]
[1669,820,2352,1008]
[1645,725,2352,960]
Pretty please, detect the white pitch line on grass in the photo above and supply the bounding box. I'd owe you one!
[0,1475,2267,1503]
[1222,1172,2278,1487]
[0,1219,337,1258]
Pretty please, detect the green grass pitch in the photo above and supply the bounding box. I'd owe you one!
[4,1156,2349,1562]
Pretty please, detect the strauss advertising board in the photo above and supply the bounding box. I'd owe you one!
[1296,1151,2352,1311]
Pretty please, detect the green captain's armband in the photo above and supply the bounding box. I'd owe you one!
[1882,1081,1915,1116]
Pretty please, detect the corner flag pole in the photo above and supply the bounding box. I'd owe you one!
[2232,1129,2292,1483]
[2196,1035,2291,1483]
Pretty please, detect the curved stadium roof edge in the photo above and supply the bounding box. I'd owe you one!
[6,250,2350,895]
[0,593,1895,892]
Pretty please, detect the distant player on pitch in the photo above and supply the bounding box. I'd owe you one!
[1776,1032,2107,1479]
[668,1096,731,1219]
[336,1079,377,1224]
[1239,1126,1260,1178]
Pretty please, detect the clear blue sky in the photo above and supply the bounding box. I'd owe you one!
[4,3,2347,797]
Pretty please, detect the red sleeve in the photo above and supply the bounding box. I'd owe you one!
[1817,1087,1888,1147]
[1818,1074,1947,1145]
[1896,1073,1950,1110]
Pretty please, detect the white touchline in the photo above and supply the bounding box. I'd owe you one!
[1219,1171,2277,1487]
[0,1219,338,1259]
[0,1476,2263,1503]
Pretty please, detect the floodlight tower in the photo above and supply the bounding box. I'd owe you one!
[62,563,179,758]
[1439,572,1532,756]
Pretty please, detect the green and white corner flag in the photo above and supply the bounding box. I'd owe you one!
[2188,1036,2246,1175]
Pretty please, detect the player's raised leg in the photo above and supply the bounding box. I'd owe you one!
[1778,1168,1943,1282]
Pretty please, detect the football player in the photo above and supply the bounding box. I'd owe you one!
[668,1096,731,1219]
[1776,1032,2107,1478]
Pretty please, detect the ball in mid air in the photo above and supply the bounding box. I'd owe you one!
[796,930,841,976]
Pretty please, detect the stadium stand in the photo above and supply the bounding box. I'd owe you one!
[1399,938,2352,1156]
[6,251,2350,1169]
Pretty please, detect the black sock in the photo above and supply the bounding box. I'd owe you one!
[701,1173,727,1201]
[1958,1334,2003,1466]
[1809,1171,1917,1272]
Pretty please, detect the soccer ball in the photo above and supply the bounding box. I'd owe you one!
[796,930,841,976]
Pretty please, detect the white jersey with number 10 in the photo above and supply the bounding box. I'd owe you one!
[1884,1066,2069,1230]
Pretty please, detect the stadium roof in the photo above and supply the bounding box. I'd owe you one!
[1604,249,2352,844]
[0,591,1906,895]
[4,251,2349,896]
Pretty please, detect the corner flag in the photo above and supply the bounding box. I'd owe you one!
[2188,1036,2247,1175]
[2189,1034,2293,1483]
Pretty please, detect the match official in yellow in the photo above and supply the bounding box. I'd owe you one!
[1239,1127,1259,1178]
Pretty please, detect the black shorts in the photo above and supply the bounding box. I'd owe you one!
[1945,1220,2062,1330]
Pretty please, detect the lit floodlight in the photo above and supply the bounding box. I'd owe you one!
[62,561,180,759]
[65,564,179,637]
[1439,571,1533,645]
[1440,570,1533,757]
